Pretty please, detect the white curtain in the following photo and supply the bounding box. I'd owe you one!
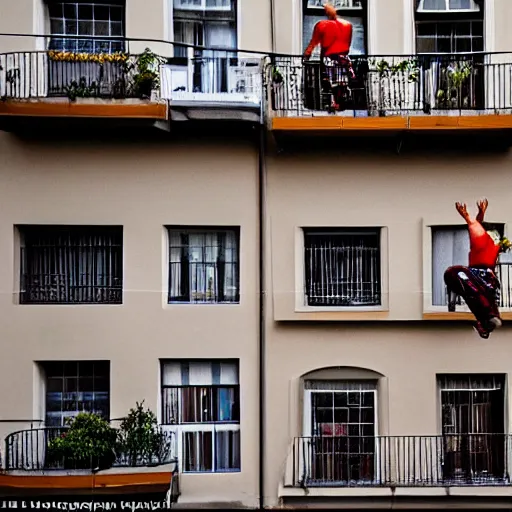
[432,227,469,306]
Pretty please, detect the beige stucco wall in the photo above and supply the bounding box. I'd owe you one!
[0,131,260,508]
[262,143,512,506]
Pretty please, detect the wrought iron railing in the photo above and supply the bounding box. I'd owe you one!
[0,35,263,104]
[267,52,512,117]
[4,426,177,471]
[292,434,512,488]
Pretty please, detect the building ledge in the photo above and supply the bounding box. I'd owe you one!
[0,98,168,120]
[423,312,512,321]
[270,113,512,132]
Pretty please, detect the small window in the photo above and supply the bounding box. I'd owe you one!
[416,0,480,12]
[167,227,240,304]
[19,225,123,305]
[41,361,110,427]
[303,228,381,307]
[161,360,240,473]
[48,2,126,53]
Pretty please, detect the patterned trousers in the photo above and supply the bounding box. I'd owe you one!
[444,265,501,324]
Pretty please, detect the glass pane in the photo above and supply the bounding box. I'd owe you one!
[110,6,124,22]
[110,22,123,36]
[94,6,110,21]
[183,431,213,471]
[94,22,110,37]
[78,4,93,19]
[181,387,213,423]
[78,21,93,36]
[63,3,77,18]
[422,0,447,9]
[216,388,236,421]
[50,19,64,35]
[47,377,63,393]
[215,430,240,471]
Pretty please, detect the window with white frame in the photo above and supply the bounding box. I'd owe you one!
[48,1,125,53]
[42,361,110,427]
[172,0,237,57]
[431,224,506,307]
[304,228,381,307]
[415,0,483,53]
[302,0,368,58]
[161,360,240,473]
[167,227,240,304]
[303,380,377,483]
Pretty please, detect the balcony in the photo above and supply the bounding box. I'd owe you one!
[266,53,512,135]
[0,40,170,130]
[281,434,512,504]
[0,425,179,501]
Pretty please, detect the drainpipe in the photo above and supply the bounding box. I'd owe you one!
[269,0,275,52]
[257,121,267,509]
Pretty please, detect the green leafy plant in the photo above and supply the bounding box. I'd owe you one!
[64,77,100,101]
[372,57,420,84]
[129,48,165,99]
[46,413,119,470]
[436,61,473,109]
[118,401,173,466]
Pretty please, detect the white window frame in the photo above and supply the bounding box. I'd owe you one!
[416,0,480,13]
[305,0,363,11]
[164,423,241,473]
[173,0,232,11]
[302,388,380,484]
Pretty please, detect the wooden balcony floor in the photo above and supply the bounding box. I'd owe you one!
[271,112,512,132]
[0,98,168,120]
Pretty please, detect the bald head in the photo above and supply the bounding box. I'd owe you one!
[324,3,337,19]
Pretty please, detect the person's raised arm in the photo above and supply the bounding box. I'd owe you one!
[456,202,472,225]
[304,23,322,60]
[476,198,488,224]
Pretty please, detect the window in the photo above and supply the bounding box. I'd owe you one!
[172,0,237,56]
[415,0,483,53]
[161,360,240,473]
[42,361,110,427]
[19,225,123,304]
[431,224,506,307]
[304,380,376,483]
[167,227,239,304]
[438,374,506,483]
[302,0,368,58]
[303,228,381,307]
[48,1,125,53]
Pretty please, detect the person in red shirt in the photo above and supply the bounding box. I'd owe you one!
[444,199,510,339]
[303,3,355,110]
[303,3,353,61]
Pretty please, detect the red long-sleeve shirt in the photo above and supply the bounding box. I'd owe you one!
[468,223,500,269]
[304,18,353,57]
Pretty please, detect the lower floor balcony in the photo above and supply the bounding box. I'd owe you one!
[285,434,512,491]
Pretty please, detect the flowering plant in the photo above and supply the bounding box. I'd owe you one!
[499,236,512,253]
[47,50,128,64]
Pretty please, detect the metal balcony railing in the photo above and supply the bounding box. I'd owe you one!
[0,35,263,105]
[4,426,177,471]
[266,52,512,117]
[292,434,512,488]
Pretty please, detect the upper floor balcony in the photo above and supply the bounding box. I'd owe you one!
[265,52,512,136]
[0,35,263,132]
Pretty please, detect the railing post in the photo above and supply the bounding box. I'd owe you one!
[187,46,194,93]
[4,436,8,470]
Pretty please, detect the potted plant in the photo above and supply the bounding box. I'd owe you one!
[46,413,119,470]
[130,48,165,99]
[118,401,173,466]
[435,61,472,109]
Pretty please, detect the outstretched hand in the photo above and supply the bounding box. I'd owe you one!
[455,202,469,221]
[476,198,488,223]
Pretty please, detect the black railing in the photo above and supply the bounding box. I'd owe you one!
[292,434,512,487]
[268,53,512,116]
[5,427,177,471]
[0,35,263,102]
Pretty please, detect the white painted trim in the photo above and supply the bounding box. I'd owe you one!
[367,0,378,54]
[484,0,495,53]
[403,0,415,55]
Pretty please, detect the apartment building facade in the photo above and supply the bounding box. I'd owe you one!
[2,0,512,509]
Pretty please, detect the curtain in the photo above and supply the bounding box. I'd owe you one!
[432,227,469,306]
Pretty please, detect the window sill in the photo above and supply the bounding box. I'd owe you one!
[182,469,241,475]
[423,311,512,321]
[166,301,240,306]
[296,305,387,313]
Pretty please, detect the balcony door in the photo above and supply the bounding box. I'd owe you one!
[439,374,506,483]
[303,380,377,485]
